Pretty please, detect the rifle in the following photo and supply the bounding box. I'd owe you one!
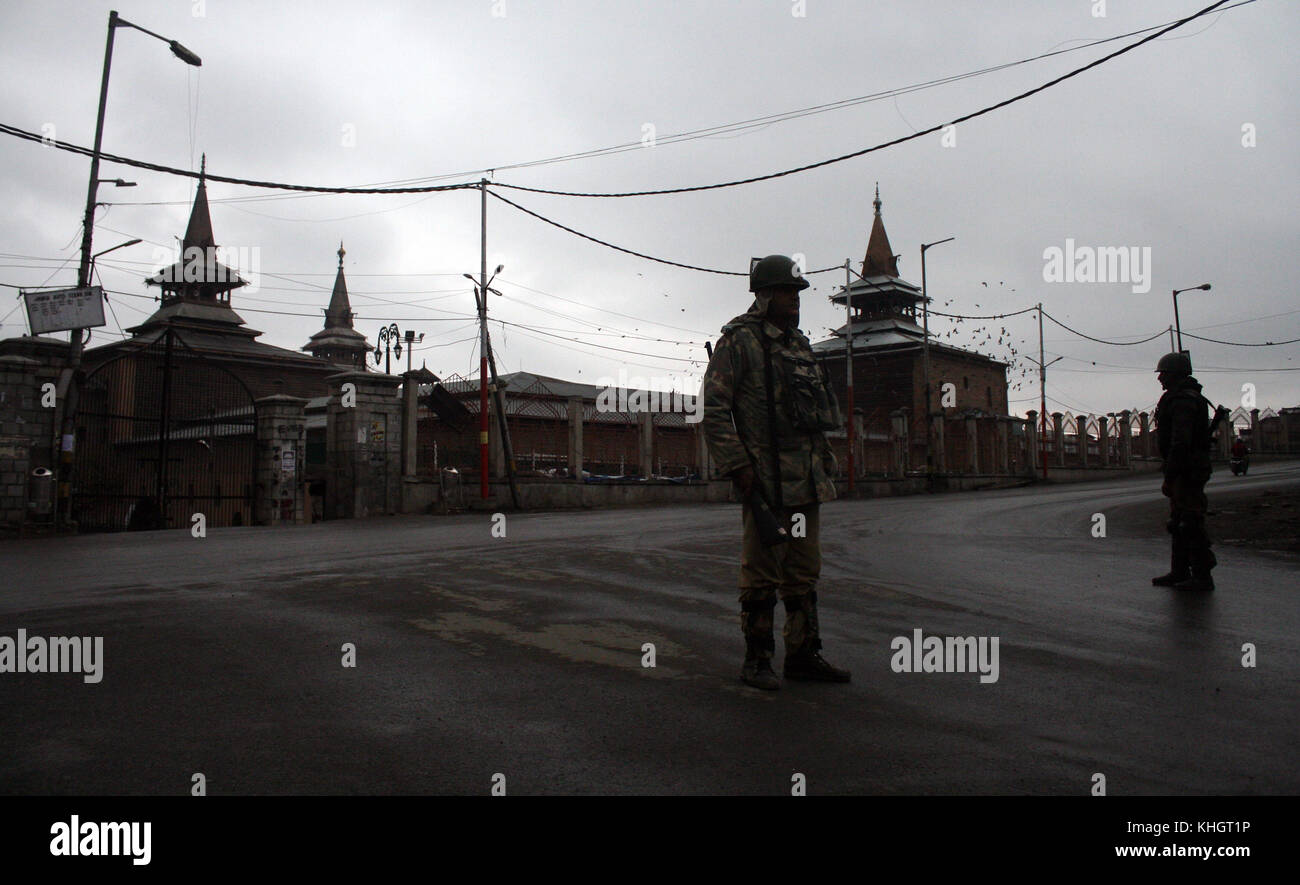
[1207,401,1230,446]
[747,484,789,547]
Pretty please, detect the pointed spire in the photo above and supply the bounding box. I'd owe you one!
[183,153,215,250]
[325,241,354,329]
[862,183,899,277]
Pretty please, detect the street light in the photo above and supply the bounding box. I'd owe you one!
[920,237,955,474]
[374,323,403,374]
[57,10,203,529]
[402,328,425,374]
[1171,283,1211,352]
[78,11,201,294]
[90,237,141,282]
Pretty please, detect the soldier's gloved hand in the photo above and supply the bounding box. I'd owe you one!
[732,465,756,499]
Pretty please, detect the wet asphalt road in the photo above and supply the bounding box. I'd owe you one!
[2,462,1297,795]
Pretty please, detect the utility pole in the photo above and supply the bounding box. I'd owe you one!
[57,10,202,529]
[920,237,954,476]
[469,180,519,508]
[843,260,855,494]
[1038,303,1047,480]
[478,179,489,501]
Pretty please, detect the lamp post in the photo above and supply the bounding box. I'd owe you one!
[401,329,425,374]
[90,238,142,275]
[78,11,201,295]
[1171,283,1211,352]
[374,323,404,375]
[56,10,201,529]
[920,237,955,474]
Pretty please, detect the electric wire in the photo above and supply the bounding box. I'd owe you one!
[490,0,1234,198]
[488,188,840,277]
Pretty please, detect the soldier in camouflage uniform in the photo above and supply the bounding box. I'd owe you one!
[1152,351,1217,591]
[702,254,852,690]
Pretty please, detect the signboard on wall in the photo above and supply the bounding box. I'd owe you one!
[22,286,106,334]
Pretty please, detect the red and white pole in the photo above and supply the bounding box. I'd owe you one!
[479,179,489,499]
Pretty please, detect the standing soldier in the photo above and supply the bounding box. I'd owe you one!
[1152,351,1217,591]
[702,254,851,690]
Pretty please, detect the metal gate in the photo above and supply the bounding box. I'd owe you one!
[72,328,258,532]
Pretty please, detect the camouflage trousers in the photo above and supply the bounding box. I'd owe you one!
[1166,468,1215,577]
[738,503,822,659]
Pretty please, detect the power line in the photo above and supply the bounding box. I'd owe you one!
[1039,310,1171,346]
[92,3,1254,209]
[3,2,1239,206]
[1182,330,1300,347]
[488,188,841,277]
[928,306,1039,320]
[496,277,712,336]
[490,0,1235,198]
[0,123,482,195]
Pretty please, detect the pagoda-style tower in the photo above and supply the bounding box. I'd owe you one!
[828,185,927,345]
[131,156,259,340]
[303,243,370,369]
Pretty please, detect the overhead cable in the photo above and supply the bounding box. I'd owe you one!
[490,0,1233,198]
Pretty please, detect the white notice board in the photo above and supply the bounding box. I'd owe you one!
[23,286,106,334]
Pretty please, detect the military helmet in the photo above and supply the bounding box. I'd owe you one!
[749,254,810,292]
[1155,351,1192,375]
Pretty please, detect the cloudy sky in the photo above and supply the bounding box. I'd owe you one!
[2,0,1296,420]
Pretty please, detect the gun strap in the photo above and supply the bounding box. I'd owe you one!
[759,325,783,511]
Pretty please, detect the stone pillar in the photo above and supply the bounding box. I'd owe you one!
[965,415,979,473]
[1120,410,1132,466]
[997,417,1010,474]
[1098,416,1110,466]
[1025,410,1038,477]
[567,397,584,479]
[638,411,654,477]
[0,356,45,528]
[326,371,402,519]
[400,368,436,480]
[1139,411,1151,457]
[931,413,945,473]
[1220,417,1234,459]
[1250,408,1261,451]
[255,395,307,526]
[1078,417,1089,468]
[1052,413,1065,466]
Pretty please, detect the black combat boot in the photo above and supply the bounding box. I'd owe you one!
[781,592,851,683]
[1153,521,1190,586]
[740,597,780,690]
[741,643,781,691]
[1173,519,1216,591]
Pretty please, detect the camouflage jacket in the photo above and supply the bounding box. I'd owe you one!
[1155,376,1213,478]
[702,301,841,508]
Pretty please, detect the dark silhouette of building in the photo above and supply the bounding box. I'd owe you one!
[302,242,371,369]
